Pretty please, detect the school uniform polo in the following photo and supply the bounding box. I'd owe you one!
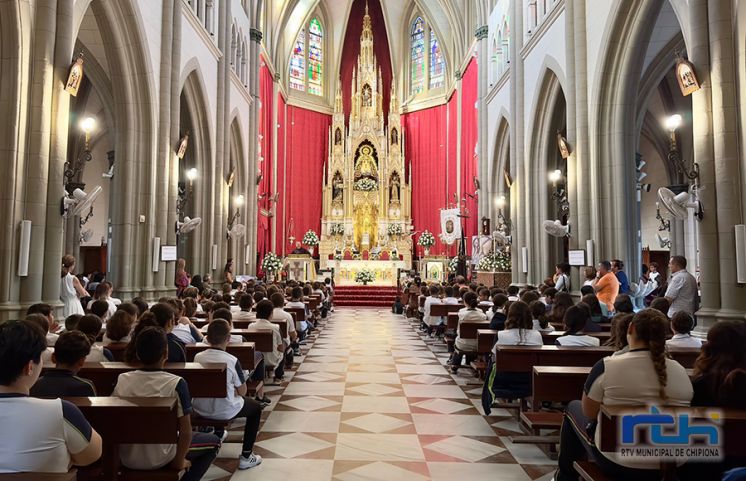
[443,297,459,305]
[423,296,443,327]
[46,332,59,347]
[665,333,702,349]
[493,329,543,357]
[31,369,97,398]
[112,369,192,470]
[166,333,187,362]
[272,307,296,343]
[233,310,256,321]
[555,334,600,347]
[192,348,245,420]
[455,308,487,351]
[247,319,283,367]
[171,323,200,345]
[532,319,555,332]
[286,300,309,331]
[85,344,114,362]
[584,348,693,468]
[0,394,93,473]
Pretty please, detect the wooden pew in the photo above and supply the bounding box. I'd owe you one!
[430,304,463,317]
[231,320,287,339]
[550,321,612,332]
[102,342,127,361]
[495,345,700,370]
[241,329,274,352]
[0,472,77,481]
[68,396,179,481]
[542,331,611,345]
[185,342,256,369]
[477,329,498,354]
[454,321,491,378]
[42,363,227,397]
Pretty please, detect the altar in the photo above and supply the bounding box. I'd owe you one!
[325,259,405,286]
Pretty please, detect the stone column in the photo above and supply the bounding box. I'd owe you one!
[475,25,489,220]
[563,0,579,289]
[247,27,262,273]
[707,0,746,320]
[509,0,526,284]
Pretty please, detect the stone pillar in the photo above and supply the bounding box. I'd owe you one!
[166,0,182,292]
[247,27,262,273]
[509,0,526,284]
[707,0,746,320]
[475,25,489,220]
[563,0,579,289]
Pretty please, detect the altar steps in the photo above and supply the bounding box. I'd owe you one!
[333,285,400,307]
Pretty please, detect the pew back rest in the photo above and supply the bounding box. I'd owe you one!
[459,321,491,339]
[185,342,256,369]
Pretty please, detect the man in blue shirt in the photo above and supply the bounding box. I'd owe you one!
[611,259,630,295]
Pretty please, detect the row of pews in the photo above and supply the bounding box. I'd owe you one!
[0,294,326,481]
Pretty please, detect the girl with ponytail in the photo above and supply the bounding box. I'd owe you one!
[555,309,693,481]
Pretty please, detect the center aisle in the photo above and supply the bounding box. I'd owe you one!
[221,308,555,481]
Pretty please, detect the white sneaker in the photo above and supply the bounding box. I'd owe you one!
[239,452,262,470]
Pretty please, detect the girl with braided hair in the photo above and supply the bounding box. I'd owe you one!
[554,308,693,481]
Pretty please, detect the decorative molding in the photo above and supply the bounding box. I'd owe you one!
[250,28,263,43]
[520,0,565,60]
[475,25,489,40]
[401,94,449,114]
[182,2,223,60]
[485,69,510,103]
[285,96,334,115]
[230,70,254,105]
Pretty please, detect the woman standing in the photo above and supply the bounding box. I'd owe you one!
[60,255,87,317]
[553,263,571,292]
[223,258,235,284]
[175,258,190,297]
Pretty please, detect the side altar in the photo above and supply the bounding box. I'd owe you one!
[318,6,412,280]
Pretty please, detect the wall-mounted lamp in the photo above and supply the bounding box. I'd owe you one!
[228,194,244,230]
[549,169,569,214]
[665,114,700,186]
[63,116,96,189]
[177,167,198,218]
[494,195,511,242]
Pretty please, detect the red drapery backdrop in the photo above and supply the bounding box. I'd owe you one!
[446,92,459,257]
[257,60,274,268]
[274,93,287,254]
[460,58,479,241]
[402,104,449,257]
[285,106,331,252]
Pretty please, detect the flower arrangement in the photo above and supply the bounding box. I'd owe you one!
[302,230,319,246]
[477,251,512,272]
[355,268,375,285]
[329,223,345,236]
[418,230,436,248]
[261,252,283,273]
[448,257,459,273]
[334,252,342,261]
[387,224,403,236]
[354,178,378,191]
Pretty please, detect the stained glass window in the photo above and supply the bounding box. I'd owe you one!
[289,27,305,92]
[429,28,445,89]
[410,17,425,95]
[308,18,323,96]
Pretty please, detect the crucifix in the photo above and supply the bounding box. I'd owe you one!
[451,193,471,277]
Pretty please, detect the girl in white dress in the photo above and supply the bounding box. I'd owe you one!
[60,255,86,318]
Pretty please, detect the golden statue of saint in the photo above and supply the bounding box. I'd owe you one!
[354,145,378,180]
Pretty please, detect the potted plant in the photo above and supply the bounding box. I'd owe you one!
[418,230,436,256]
[355,268,375,286]
[261,252,283,282]
[302,229,319,256]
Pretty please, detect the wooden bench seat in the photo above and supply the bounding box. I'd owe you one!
[185,342,256,369]
[43,363,228,397]
[541,331,611,345]
[430,304,463,318]
[0,472,77,481]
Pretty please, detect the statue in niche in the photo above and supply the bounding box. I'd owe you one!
[391,128,398,145]
[332,172,344,201]
[334,128,342,145]
[362,84,372,107]
[389,172,400,204]
[354,144,378,181]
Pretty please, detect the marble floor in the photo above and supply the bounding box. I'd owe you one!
[204,308,557,481]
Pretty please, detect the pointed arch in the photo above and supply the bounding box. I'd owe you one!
[409,16,426,95]
[289,26,306,92]
[307,17,324,96]
[428,27,445,89]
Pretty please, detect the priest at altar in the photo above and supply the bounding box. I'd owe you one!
[291,242,311,255]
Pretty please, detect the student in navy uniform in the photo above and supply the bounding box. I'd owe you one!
[192,320,263,469]
[0,320,102,472]
[487,293,509,330]
[31,331,96,398]
[555,305,601,347]
[113,327,220,481]
[150,303,187,362]
[76,314,114,361]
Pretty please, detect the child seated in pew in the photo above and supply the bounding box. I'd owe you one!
[422,285,444,336]
[183,297,199,320]
[506,285,520,302]
[166,298,205,345]
[666,311,702,349]
[209,308,243,344]
[555,304,601,347]
[691,320,746,407]
[487,294,509,330]
[31,331,97,397]
[579,293,606,328]
[247,300,286,383]
[496,301,543,349]
[451,292,487,372]
[442,286,459,305]
[24,314,56,364]
[103,309,135,344]
[65,313,83,332]
[150,303,188,362]
[0,320,102,472]
[26,303,60,345]
[529,300,554,332]
[192,320,264,469]
[113,326,221,480]
[89,299,112,325]
[270,293,300,357]
[540,287,557,312]
[604,313,633,356]
[649,296,670,317]
[233,293,256,322]
[555,309,693,481]
[286,286,310,335]
[477,287,493,307]
[77,314,115,361]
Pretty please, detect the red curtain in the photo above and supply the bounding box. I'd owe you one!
[402,104,449,257]
[274,94,286,254]
[460,58,479,241]
[257,60,274,268]
[446,92,459,257]
[285,106,331,251]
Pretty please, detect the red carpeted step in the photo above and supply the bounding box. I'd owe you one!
[333,285,400,307]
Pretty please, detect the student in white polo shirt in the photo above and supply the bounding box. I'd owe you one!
[423,285,444,336]
[0,320,102,473]
[247,300,285,383]
[112,326,221,481]
[666,311,702,349]
[192,320,263,469]
[451,292,487,372]
[286,287,309,335]
[270,292,299,357]
[555,309,693,481]
[555,305,601,347]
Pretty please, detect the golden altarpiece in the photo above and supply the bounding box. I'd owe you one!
[319,8,412,282]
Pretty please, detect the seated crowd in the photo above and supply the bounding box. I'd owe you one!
[0,260,333,479]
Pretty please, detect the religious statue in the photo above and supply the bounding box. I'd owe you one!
[354,144,378,180]
[389,172,400,203]
[362,84,372,107]
[391,128,398,145]
[332,172,344,201]
[334,128,342,145]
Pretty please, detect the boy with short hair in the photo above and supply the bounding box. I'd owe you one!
[286,286,310,335]
[477,288,493,307]
[25,314,55,364]
[442,286,459,305]
[192,320,263,469]
[666,311,703,348]
[0,320,102,472]
[89,300,111,324]
[31,331,96,397]
[234,294,256,321]
[247,300,285,383]
[423,285,444,336]
[26,303,60,346]
[112,327,221,480]
[506,285,520,302]
[76,314,114,362]
[270,293,299,357]
[210,308,243,344]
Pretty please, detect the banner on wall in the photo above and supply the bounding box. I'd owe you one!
[471,235,492,266]
[440,208,461,245]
